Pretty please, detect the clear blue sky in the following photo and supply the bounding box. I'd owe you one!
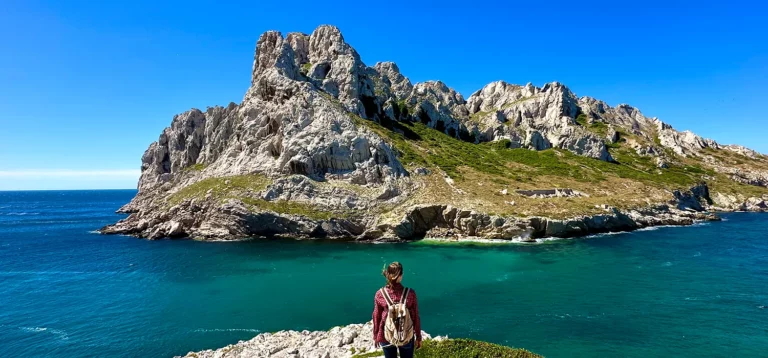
[1,0,766,190]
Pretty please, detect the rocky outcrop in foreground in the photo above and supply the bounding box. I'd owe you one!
[178,322,433,358]
[102,24,768,243]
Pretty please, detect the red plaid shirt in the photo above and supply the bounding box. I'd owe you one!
[372,283,421,344]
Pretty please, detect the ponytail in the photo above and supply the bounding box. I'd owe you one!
[382,262,403,287]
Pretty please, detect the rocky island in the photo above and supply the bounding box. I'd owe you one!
[102,25,768,242]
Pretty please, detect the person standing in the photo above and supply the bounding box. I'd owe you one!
[372,262,422,358]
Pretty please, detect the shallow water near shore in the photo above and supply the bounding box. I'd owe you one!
[1,190,767,357]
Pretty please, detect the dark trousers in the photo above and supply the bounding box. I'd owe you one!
[381,339,414,358]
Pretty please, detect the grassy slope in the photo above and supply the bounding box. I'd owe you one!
[351,339,542,358]
[699,148,768,198]
[354,116,768,220]
[166,174,339,220]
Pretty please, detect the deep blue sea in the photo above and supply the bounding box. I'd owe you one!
[1,190,767,357]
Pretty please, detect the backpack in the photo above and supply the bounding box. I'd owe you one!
[380,287,414,347]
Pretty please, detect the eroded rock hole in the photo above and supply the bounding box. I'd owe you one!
[289,160,309,175]
[361,95,378,119]
[435,120,446,133]
[418,110,431,125]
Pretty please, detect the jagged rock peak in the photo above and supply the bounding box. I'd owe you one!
[724,144,764,158]
[540,81,569,92]
[462,80,612,161]
[308,25,358,62]
[654,119,720,156]
[466,81,579,112]
[412,80,466,103]
[406,80,470,138]
[252,31,297,83]
[375,61,401,73]
[285,32,309,66]
[373,62,413,98]
[467,81,527,113]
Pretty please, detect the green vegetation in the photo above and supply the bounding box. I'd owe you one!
[575,113,609,136]
[469,109,495,122]
[350,113,426,166]
[319,91,341,105]
[300,62,312,74]
[653,134,662,146]
[351,339,541,358]
[468,97,534,123]
[166,174,341,220]
[183,163,207,172]
[395,99,411,118]
[241,197,337,221]
[351,350,382,358]
[354,117,706,188]
[501,96,535,108]
[168,174,271,207]
[348,114,748,218]
[574,113,588,126]
[698,148,768,197]
[417,339,541,358]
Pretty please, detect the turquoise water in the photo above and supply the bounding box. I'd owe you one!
[1,190,767,357]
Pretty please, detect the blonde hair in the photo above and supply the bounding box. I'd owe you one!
[382,262,403,287]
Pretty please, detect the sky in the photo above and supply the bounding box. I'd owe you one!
[0,0,766,190]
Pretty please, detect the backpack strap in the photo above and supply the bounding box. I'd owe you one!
[401,287,410,306]
[380,288,395,307]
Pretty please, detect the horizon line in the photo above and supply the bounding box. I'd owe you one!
[0,188,137,192]
[0,169,140,177]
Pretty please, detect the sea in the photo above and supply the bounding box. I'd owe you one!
[0,190,766,357]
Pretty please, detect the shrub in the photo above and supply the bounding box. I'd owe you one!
[416,339,542,358]
[351,339,542,358]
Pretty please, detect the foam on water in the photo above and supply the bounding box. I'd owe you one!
[19,327,69,340]
[418,238,518,245]
[193,328,261,334]
[583,231,627,239]
[534,312,609,320]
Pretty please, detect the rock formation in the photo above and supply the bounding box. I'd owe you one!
[466,81,612,161]
[101,25,768,242]
[178,321,433,358]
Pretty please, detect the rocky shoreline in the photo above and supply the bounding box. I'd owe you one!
[178,321,433,358]
[101,181,767,243]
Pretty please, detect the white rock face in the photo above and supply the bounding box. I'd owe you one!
[406,81,471,139]
[654,119,719,156]
[577,99,657,135]
[138,27,407,195]
[306,25,373,116]
[466,81,613,161]
[178,322,433,358]
[712,192,768,212]
[515,189,588,198]
[372,62,413,99]
[723,144,764,159]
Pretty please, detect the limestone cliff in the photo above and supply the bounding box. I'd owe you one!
[101,25,768,241]
[177,322,431,358]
